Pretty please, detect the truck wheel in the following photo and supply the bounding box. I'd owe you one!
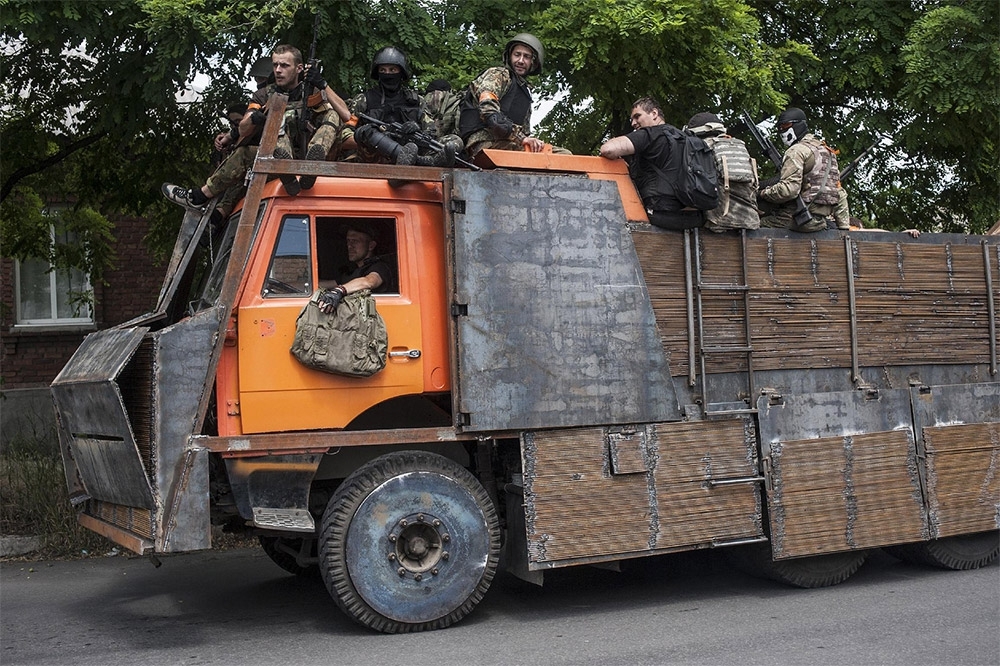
[726,542,869,588]
[318,451,501,633]
[883,531,999,570]
[258,536,319,577]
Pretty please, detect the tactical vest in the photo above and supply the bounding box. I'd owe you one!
[458,69,532,140]
[363,87,422,125]
[702,135,760,231]
[801,137,842,206]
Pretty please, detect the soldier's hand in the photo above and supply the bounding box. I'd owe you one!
[485,113,513,139]
[304,64,327,91]
[398,121,421,140]
[318,286,347,314]
[522,137,545,153]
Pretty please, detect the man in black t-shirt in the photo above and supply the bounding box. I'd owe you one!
[317,223,392,313]
[599,96,702,231]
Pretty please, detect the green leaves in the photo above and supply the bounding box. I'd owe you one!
[2,0,996,273]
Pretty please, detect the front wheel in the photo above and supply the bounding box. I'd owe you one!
[319,451,501,633]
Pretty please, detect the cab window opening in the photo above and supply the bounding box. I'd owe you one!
[316,216,399,295]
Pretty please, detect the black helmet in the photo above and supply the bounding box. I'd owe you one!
[425,78,452,93]
[504,33,544,75]
[777,107,808,145]
[370,46,410,80]
[686,112,725,136]
[250,56,272,78]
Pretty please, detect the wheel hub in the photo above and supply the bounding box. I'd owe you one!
[389,513,450,578]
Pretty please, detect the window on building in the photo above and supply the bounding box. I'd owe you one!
[15,223,93,326]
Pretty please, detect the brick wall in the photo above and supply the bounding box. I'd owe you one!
[1,214,167,390]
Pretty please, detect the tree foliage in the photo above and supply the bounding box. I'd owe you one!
[1,0,996,282]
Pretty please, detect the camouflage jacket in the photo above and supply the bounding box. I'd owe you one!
[460,66,532,149]
[423,88,462,139]
[759,134,840,206]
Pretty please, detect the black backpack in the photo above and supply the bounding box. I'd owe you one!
[673,127,721,211]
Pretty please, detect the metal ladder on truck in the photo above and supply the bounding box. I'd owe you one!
[686,228,757,416]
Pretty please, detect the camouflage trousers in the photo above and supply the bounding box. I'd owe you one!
[760,201,835,233]
[206,145,258,197]
[761,189,851,232]
[277,108,341,160]
[465,131,572,158]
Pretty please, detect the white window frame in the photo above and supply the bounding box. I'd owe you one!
[14,215,94,328]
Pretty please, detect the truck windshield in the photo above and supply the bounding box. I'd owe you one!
[190,203,268,313]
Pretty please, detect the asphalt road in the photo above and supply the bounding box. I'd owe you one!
[1,546,997,666]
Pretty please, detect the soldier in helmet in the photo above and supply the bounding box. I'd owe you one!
[249,56,273,89]
[758,107,851,232]
[458,33,548,157]
[345,46,462,167]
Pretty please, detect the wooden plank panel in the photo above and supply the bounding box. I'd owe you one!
[769,431,926,558]
[924,423,1000,538]
[653,484,762,549]
[633,230,998,379]
[652,419,757,483]
[523,419,764,566]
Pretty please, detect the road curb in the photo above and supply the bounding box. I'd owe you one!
[0,536,43,557]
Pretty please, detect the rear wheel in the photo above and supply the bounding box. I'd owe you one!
[726,543,869,588]
[319,451,501,633]
[258,535,318,577]
[883,531,999,570]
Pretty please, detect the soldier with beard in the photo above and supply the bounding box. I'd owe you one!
[459,33,548,157]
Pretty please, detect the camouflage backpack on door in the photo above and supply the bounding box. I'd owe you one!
[291,289,388,377]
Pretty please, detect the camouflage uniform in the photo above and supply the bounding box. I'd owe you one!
[759,133,850,232]
[205,145,257,202]
[251,81,343,161]
[424,88,462,139]
[347,88,463,163]
[459,66,532,156]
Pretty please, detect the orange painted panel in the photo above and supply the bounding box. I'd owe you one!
[475,149,649,223]
[231,191,450,435]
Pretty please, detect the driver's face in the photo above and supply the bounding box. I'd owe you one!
[346,230,374,263]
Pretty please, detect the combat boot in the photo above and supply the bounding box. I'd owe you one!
[272,147,301,195]
[299,143,327,191]
[395,142,418,166]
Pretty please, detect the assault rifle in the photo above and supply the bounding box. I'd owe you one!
[299,13,321,159]
[740,110,812,228]
[357,112,481,170]
[838,136,884,184]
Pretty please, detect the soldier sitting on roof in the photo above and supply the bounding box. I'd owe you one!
[162,44,352,211]
[342,46,462,167]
